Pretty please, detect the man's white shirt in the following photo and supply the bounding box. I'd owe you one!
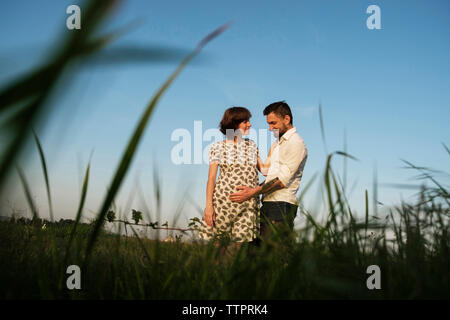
[263,127,307,205]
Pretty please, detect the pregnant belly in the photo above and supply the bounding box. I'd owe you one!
[215,180,257,201]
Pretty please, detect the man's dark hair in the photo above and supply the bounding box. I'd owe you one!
[263,101,293,125]
[219,106,251,135]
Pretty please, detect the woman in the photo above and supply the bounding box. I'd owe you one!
[198,107,270,243]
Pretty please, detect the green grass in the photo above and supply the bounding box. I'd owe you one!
[1,160,449,300]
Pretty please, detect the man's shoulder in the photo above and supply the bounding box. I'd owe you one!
[282,134,307,159]
[287,132,306,148]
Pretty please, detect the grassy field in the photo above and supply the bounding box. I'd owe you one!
[1,173,449,300]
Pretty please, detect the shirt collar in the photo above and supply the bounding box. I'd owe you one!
[280,127,297,142]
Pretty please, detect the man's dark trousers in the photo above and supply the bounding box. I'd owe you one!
[260,201,298,241]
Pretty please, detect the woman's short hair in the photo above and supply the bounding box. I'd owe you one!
[219,107,251,135]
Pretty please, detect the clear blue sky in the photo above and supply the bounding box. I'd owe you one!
[0,0,449,231]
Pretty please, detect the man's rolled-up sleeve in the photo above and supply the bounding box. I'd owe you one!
[277,140,307,187]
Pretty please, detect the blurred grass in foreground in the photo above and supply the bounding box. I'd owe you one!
[0,0,230,294]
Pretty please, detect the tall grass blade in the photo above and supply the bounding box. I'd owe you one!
[32,130,54,222]
[130,225,152,264]
[16,165,39,219]
[343,128,347,192]
[153,162,162,244]
[83,23,231,266]
[324,151,358,229]
[137,179,153,227]
[442,142,450,156]
[318,102,328,154]
[373,162,378,217]
[324,153,335,227]
[364,189,369,255]
[297,172,318,204]
[64,158,91,266]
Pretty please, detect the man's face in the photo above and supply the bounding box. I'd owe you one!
[266,112,290,138]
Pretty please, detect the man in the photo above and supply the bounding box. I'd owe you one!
[229,101,307,241]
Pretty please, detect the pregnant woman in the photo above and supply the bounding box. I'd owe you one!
[198,106,269,247]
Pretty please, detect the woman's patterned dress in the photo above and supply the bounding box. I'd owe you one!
[198,138,260,242]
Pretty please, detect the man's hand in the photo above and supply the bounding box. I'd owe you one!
[229,186,257,203]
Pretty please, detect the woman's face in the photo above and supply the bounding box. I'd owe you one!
[237,119,252,135]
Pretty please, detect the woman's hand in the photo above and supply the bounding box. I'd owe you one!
[203,205,215,227]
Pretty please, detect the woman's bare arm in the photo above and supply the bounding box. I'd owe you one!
[204,162,219,226]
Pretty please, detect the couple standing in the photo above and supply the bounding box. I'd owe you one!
[199,101,307,246]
